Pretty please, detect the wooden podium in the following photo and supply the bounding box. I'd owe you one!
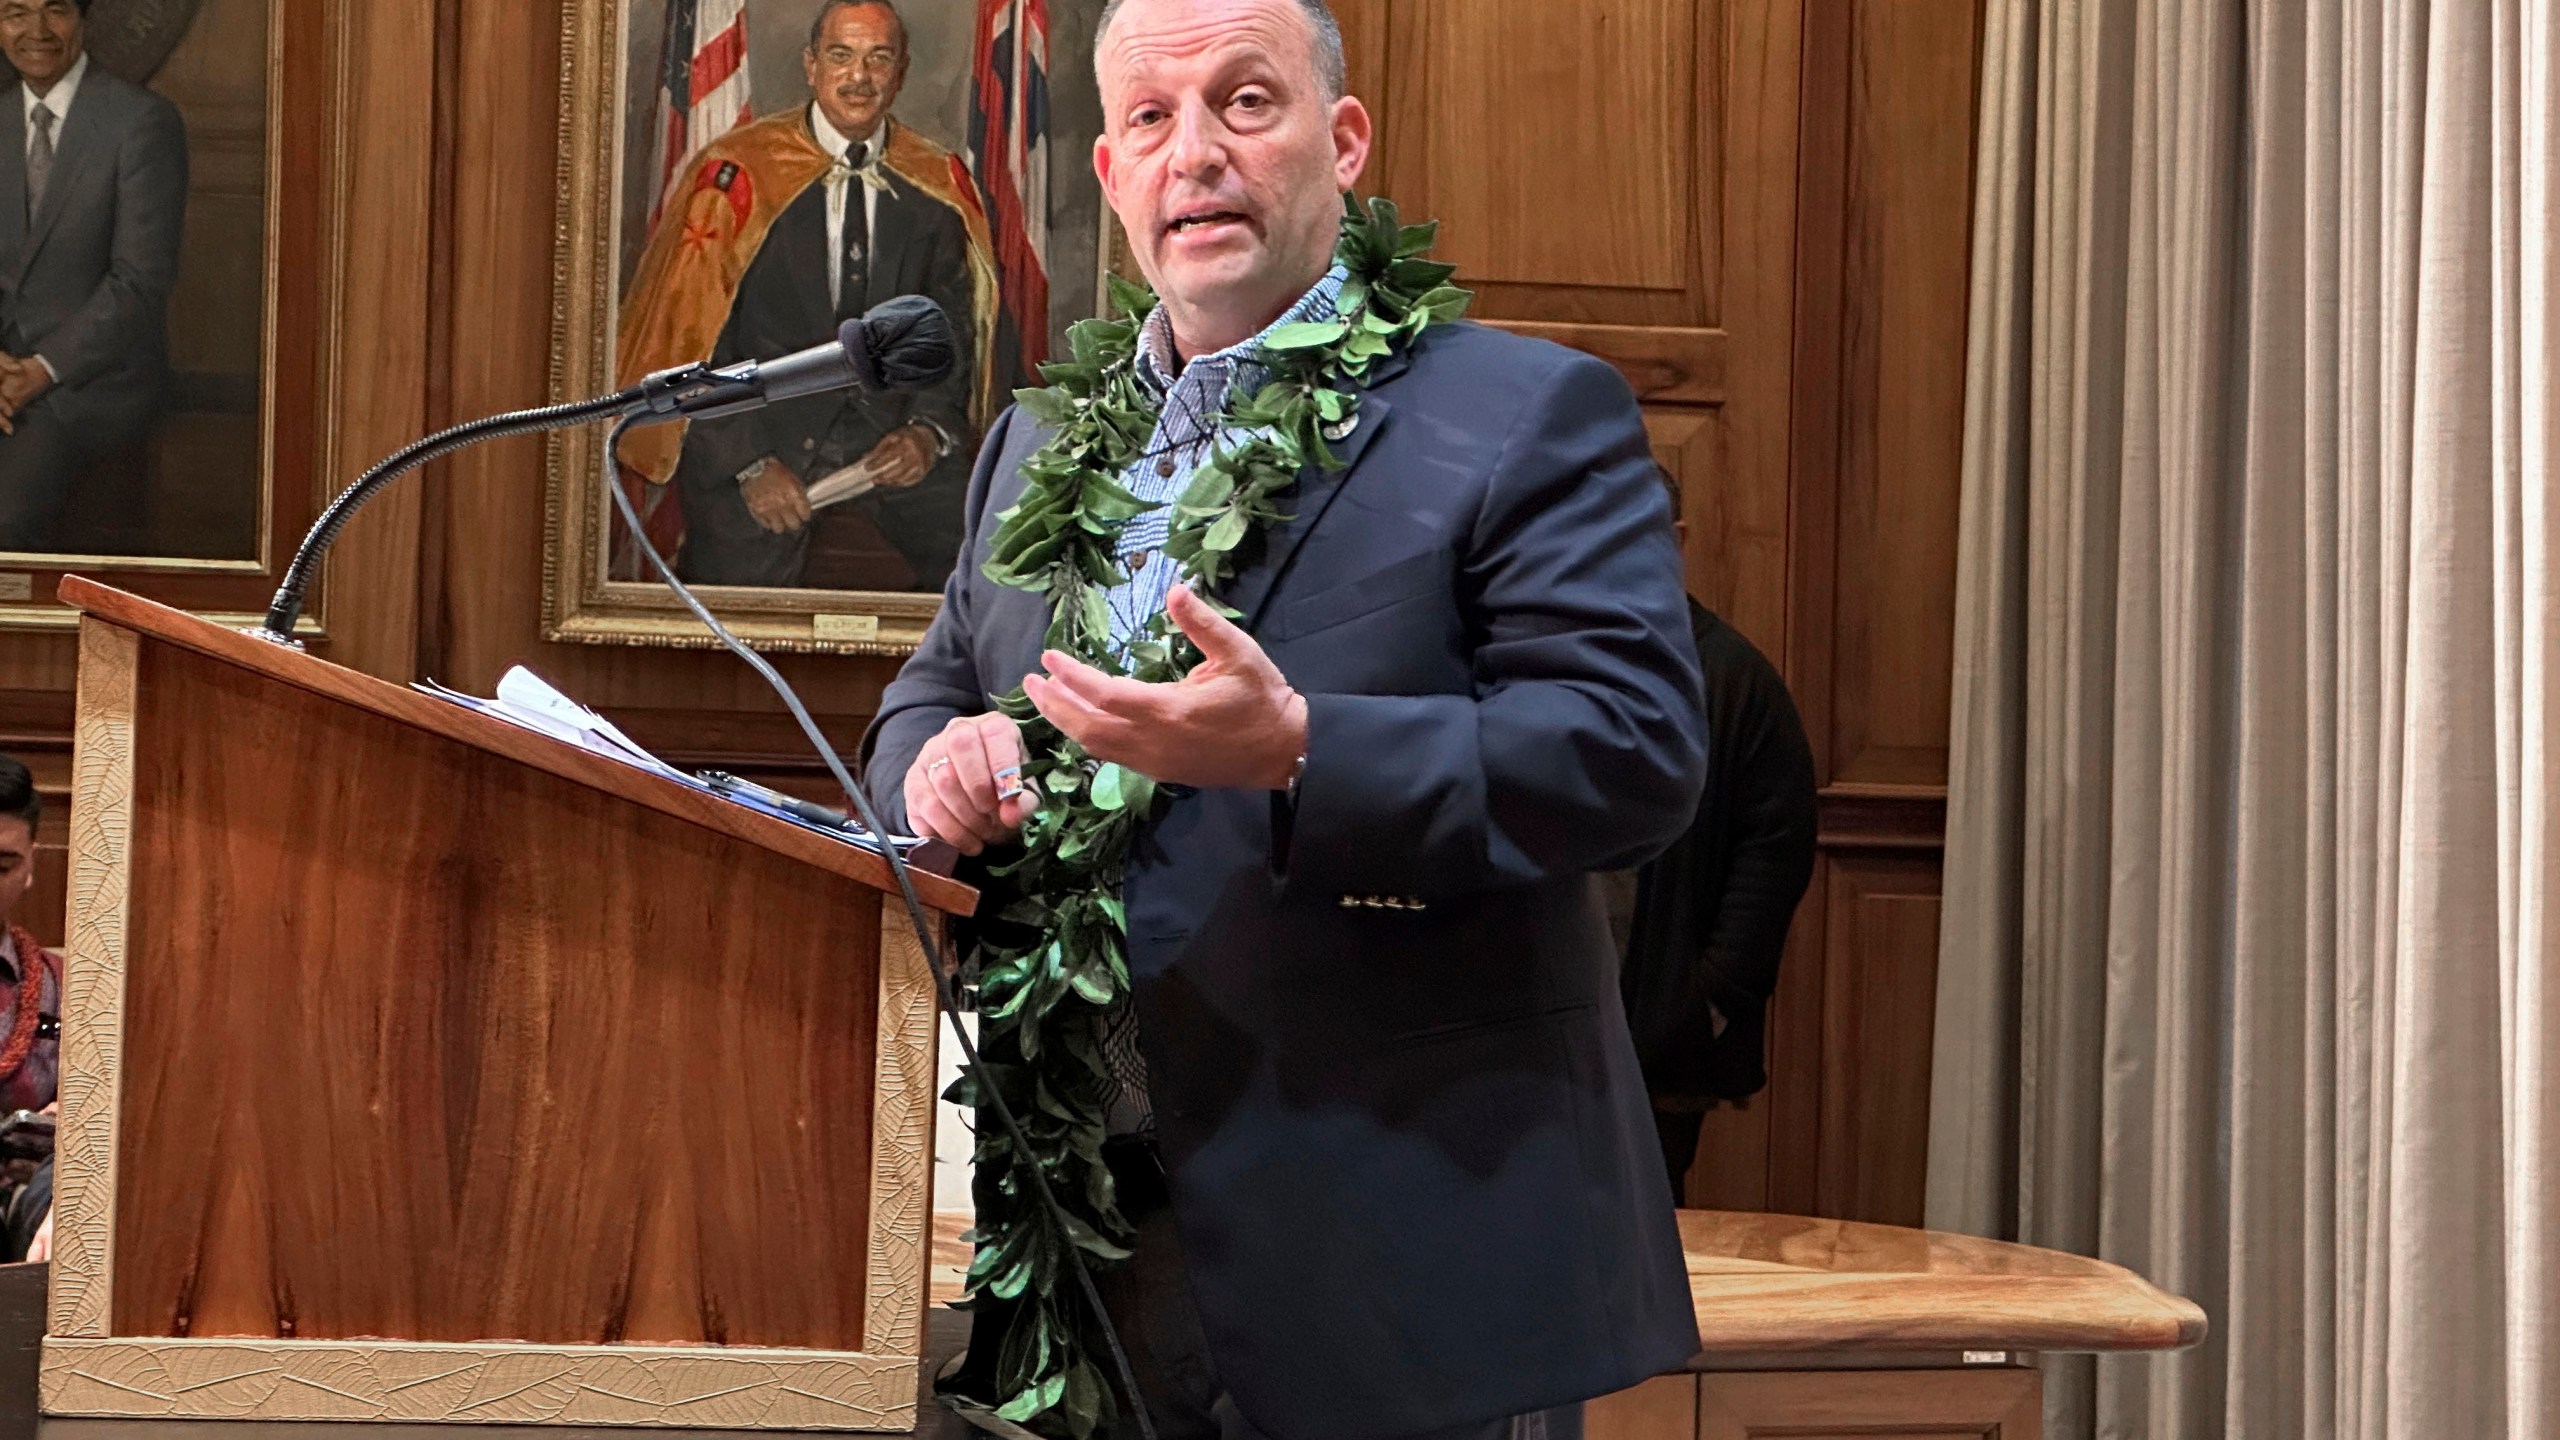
[36,579,976,1430]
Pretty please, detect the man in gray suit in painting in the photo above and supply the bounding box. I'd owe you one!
[0,0,185,551]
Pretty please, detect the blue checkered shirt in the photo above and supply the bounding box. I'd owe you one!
[1099,265,1347,1136]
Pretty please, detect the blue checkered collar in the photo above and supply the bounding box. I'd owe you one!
[1134,264,1350,402]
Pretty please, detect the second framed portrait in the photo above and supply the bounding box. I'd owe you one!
[548,0,1110,654]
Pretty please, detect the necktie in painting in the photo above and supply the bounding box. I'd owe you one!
[834,148,876,321]
[26,105,54,219]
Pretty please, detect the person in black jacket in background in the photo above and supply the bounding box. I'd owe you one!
[1610,470,1820,1202]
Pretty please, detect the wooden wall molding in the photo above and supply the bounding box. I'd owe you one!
[1818,784,1951,851]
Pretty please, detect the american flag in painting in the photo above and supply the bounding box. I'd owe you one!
[970,0,1051,372]
[649,0,753,224]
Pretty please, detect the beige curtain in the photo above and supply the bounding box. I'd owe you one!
[1928,1,2559,1438]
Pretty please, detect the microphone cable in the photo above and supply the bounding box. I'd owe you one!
[597,413,1161,1440]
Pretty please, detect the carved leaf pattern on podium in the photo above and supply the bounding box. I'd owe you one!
[40,1340,917,1429]
[863,910,939,1357]
[51,623,137,1341]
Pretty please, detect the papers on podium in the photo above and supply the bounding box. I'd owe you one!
[415,666,923,855]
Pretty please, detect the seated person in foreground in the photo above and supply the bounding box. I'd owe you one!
[0,756,59,1261]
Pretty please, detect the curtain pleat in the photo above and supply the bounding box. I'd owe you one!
[1927,0,2559,1435]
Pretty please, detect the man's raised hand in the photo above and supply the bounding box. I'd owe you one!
[1023,585,1308,792]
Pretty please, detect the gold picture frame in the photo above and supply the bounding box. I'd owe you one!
[543,0,1110,656]
[0,0,351,637]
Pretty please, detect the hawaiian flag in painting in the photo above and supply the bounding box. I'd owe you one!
[649,0,753,225]
[969,0,1051,374]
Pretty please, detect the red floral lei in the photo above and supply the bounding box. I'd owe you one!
[0,925,54,1084]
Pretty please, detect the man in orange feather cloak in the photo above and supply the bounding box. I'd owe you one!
[615,0,1000,593]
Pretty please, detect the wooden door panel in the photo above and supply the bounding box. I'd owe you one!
[1362,0,1717,322]
[1700,1368,2041,1439]
[1647,405,1786,660]
[1338,0,1787,412]
[1791,0,1981,792]
[1407,0,1703,294]
[1587,1374,1701,1440]
[1815,852,1944,1225]
[1755,864,1829,1218]
[1685,1090,1775,1213]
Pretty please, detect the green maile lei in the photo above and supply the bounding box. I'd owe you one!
[941,196,1469,1439]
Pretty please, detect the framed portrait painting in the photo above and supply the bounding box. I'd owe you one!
[0,0,352,634]
[547,0,1111,655]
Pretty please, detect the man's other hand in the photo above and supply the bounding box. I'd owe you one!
[0,357,52,417]
[863,424,941,491]
[1024,585,1309,791]
[740,457,813,533]
[0,356,44,435]
[906,711,1040,855]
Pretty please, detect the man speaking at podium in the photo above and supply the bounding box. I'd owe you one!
[863,0,1705,1435]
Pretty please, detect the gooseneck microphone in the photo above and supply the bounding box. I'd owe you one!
[253,295,956,642]
[654,293,959,422]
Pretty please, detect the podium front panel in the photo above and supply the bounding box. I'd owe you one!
[41,618,944,1428]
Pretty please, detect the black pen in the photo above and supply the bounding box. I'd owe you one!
[698,770,857,831]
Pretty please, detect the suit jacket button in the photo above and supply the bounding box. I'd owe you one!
[1340,896,1360,909]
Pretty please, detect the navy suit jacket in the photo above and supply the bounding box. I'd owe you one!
[864,319,1707,1440]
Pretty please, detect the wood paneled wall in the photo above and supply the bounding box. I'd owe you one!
[1341,0,1982,1224]
[0,0,1981,1227]
[1774,0,1979,1224]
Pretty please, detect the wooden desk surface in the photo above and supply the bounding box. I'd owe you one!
[1677,1209,2207,1354]
[933,1210,2204,1359]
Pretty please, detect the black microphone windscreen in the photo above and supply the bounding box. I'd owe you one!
[840,295,957,393]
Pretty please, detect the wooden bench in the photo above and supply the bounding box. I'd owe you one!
[1586,1210,2207,1440]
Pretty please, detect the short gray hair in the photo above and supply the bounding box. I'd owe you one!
[1096,0,1347,101]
